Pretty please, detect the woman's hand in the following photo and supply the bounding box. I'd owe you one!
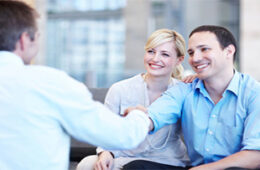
[182,74,197,83]
[94,151,114,170]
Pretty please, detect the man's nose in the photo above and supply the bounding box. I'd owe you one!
[192,51,202,62]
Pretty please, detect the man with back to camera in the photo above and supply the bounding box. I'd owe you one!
[0,1,151,170]
[123,25,260,170]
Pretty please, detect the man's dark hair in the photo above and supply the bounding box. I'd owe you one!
[189,25,237,62]
[0,0,38,51]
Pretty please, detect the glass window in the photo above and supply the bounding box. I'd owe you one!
[47,0,126,87]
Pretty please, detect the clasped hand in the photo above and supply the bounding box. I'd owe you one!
[123,105,148,117]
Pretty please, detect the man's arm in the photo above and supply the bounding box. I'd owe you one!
[190,150,260,170]
[124,83,188,133]
[51,74,151,150]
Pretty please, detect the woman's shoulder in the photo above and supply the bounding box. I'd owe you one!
[168,77,180,88]
[110,74,144,89]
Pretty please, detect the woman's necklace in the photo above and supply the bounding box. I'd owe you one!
[142,73,173,150]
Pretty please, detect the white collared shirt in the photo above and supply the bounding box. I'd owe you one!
[0,51,150,170]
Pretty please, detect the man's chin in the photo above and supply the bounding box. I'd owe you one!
[196,73,207,80]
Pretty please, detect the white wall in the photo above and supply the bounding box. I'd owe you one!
[240,0,260,80]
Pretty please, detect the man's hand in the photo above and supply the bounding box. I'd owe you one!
[123,105,147,117]
[94,151,114,170]
[123,105,154,131]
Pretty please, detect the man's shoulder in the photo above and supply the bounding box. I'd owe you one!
[25,65,83,88]
[26,65,66,75]
[166,79,196,97]
[237,73,260,103]
[239,73,260,91]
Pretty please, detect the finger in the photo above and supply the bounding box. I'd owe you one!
[123,109,129,117]
[123,106,134,117]
[100,161,108,170]
[182,77,189,83]
[94,162,101,170]
[108,160,114,170]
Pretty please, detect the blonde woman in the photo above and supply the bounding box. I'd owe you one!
[77,29,193,170]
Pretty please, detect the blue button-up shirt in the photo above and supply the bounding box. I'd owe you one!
[149,72,260,166]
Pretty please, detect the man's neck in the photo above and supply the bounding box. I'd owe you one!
[204,69,234,104]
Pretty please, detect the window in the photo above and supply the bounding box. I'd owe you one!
[47,0,126,87]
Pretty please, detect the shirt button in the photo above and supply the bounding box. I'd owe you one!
[208,130,213,135]
[212,114,216,118]
[206,148,210,152]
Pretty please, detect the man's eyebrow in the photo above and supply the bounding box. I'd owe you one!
[187,44,208,52]
[197,44,208,48]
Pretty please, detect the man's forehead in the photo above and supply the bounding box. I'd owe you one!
[188,32,218,48]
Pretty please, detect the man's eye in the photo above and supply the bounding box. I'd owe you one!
[188,51,194,56]
[201,48,209,52]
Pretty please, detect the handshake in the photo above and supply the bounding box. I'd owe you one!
[123,105,154,132]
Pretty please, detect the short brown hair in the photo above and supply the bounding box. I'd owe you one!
[0,0,38,51]
[189,25,237,62]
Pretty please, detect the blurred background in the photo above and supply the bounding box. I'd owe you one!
[24,0,260,88]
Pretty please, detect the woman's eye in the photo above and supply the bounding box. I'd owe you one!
[162,53,170,57]
[147,50,154,54]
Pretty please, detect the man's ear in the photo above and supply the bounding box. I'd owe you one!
[14,32,27,52]
[225,44,236,60]
[19,32,31,51]
[13,32,32,61]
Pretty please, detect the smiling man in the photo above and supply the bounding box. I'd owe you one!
[123,25,260,170]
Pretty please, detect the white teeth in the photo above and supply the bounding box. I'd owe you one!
[196,64,208,69]
[150,64,162,68]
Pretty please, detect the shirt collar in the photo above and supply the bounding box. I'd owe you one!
[194,70,240,97]
[0,51,24,66]
[225,70,240,96]
[194,79,208,97]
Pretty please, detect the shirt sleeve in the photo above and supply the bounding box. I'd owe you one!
[54,75,150,150]
[241,83,260,151]
[149,82,189,133]
[97,84,121,155]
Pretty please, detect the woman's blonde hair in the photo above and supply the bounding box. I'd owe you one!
[144,29,185,80]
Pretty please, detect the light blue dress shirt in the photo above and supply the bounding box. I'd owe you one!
[0,51,150,170]
[148,72,260,166]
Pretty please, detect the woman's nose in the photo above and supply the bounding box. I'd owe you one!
[152,52,160,61]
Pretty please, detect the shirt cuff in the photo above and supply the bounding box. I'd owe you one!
[126,109,150,129]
